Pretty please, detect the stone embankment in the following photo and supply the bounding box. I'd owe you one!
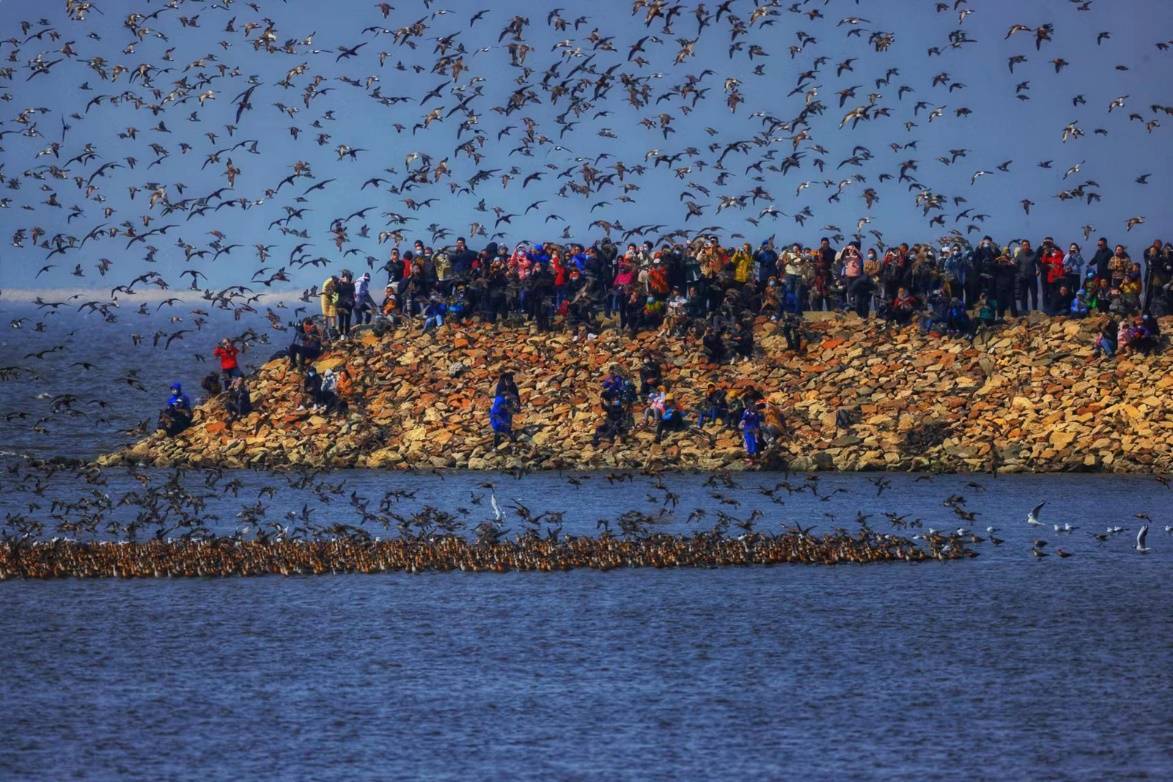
[97,314,1172,473]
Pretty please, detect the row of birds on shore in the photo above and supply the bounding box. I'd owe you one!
[1,453,1166,572]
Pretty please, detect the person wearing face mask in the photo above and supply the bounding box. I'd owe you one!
[991,251,1018,319]
[1037,237,1065,314]
[971,236,998,302]
[1063,243,1085,299]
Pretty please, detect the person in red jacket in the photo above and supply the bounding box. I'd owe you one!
[213,338,242,381]
[1038,236,1066,314]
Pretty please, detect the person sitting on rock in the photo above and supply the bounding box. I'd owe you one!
[638,353,662,397]
[421,295,447,333]
[200,372,222,399]
[643,386,667,427]
[1117,318,1135,354]
[566,285,598,331]
[945,297,974,338]
[740,400,764,458]
[976,293,998,328]
[381,285,399,323]
[920,289,950,334]
[224,377,252,424]
[158,382,193,437]
[298,368,338,413]
[888,287,918,324]
[734,318,755,360]
[1051,284,1075,317]
[288,319,322,370]
[781,309,805,353]
[1069,289,1090,319]
[1129,312,1161,355]
[602,365,635,405]
[335,367,354,400]
[1093,318,1118,359]
[696,385,729,429]
[760,400,786,446]
[490,392,516,447]
[654,396,686,443]
[726,392,747,432]
[702,326,726,364]
[592,393,630,446]
[660,289,688,337]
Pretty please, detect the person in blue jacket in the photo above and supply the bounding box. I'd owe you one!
[158,382,193,436]
[740,401,763,457]
[167,381,192,413]
[490,393,516,447]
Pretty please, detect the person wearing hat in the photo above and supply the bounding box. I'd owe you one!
[754,240,779,285]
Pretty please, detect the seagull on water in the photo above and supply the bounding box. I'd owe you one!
[1136,525,1150,553]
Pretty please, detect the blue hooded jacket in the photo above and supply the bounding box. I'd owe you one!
[168,383,191,411]
[489,394,513,433]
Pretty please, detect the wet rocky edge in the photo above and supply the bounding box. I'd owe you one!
[96,313,1172,474]
[0,528,975,579]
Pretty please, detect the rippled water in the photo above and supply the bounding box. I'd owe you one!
[1,306,1171,780]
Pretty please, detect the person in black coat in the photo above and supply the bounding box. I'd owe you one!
[992,254,1018,319]
[334,270,356,336]
[702,326,726,363]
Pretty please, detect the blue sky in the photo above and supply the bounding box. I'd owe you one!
[0,0,1170,295]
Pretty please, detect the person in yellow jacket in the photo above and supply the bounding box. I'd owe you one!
[320,274,338,337]
[732,242,753,284]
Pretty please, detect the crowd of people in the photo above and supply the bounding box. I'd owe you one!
[350,233,1171,347]
[158,232,1169,442]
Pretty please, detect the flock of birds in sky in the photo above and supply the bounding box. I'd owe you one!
[0,0,1169,310]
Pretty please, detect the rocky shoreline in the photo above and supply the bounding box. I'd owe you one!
[96,313,1173,474]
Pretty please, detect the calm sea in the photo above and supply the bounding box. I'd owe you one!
[1,303,1170,781]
